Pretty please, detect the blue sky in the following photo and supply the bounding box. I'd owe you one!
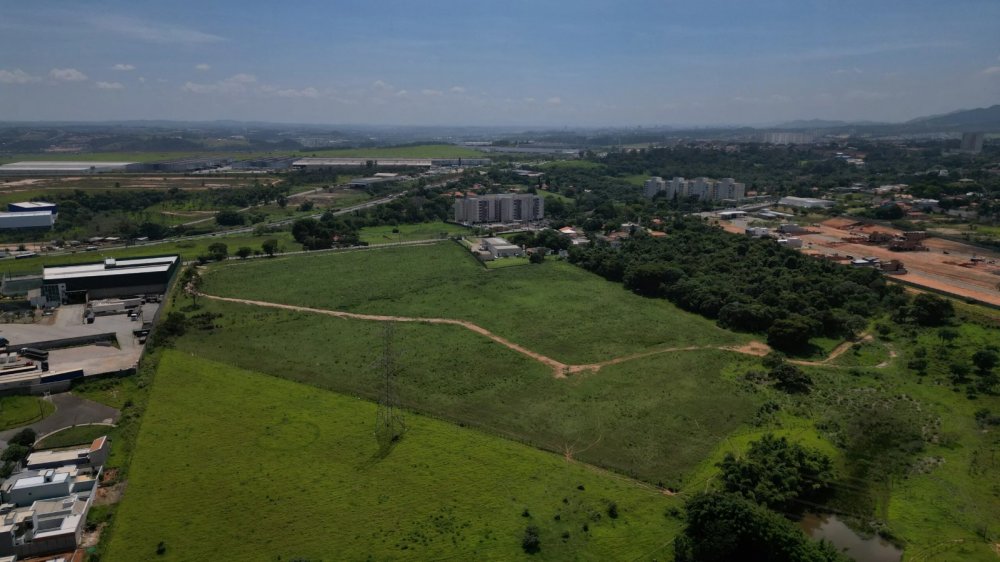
[1,0,998,126]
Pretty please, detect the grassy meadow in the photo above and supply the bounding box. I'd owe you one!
[103,352,683,561]
[0,395,54,430]
[174,299,757,485]
[358,221,469,244]
[201,242,751,364]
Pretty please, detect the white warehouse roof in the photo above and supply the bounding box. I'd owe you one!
[44,255,179,281]
[0,161,137,173]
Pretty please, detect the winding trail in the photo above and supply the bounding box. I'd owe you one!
[200,293,876,377]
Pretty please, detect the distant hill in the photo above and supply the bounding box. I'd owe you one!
[904,104,1000,132]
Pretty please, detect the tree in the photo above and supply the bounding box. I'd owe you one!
[972,349,998,374]
[529,252,545,264]
[207,242,228,261]
[675,492,845,562]
[521,526,541,554]
[277,195,288,209]
[717,434,833,512]
[909,293,954,326]
[236,246,253,260]
[215,209,245,226]
[770,363,812,393]
[767,316,815,352]
[262,239,279,257]
[7,428,35,447]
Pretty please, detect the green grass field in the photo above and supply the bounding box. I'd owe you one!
[0,395,54,430]
[174,297,758,485]
[201,242,750,364]
[0,231,302,276]
[358,221,469,244]
[35,424,111,449]
[103,352,683,561]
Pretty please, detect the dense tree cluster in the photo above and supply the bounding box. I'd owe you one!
[717,434,834,512]
[674,492,845,562]
[571,217,901,351]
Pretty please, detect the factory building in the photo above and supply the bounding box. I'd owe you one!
[454,193,544,224]
[292,157,492,170]
[0,161,142,176]
[777,196,836,209]
[8,202,58,214]
[0,211,55,230]
[42,255,180,303]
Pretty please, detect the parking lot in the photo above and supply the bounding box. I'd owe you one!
[0,301,160,375]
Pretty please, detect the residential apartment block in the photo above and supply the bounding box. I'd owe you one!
[454,193,544,224]
[643,176,745,202]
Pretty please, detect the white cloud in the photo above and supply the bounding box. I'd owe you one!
[0,68,40,84]
[182,73,256,95]
[112,63,135,71]
[137,76,146,83]
[195,63,211,71]
[450,86,466,94]
[372,80,392,91]
[89,15,224,44]
[523,97,536,103]
[546,96,562,105]
[833,67,863,75]
[422,89,443,96]
[96,81,124,90]
[394,89,408,97]
[49,68,87,81]
[981,66,1000,75]
[273,87,320,99]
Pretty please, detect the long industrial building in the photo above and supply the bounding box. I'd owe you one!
[292,157,492,170]
[42,255,180,303]
[0,211,55,229]
[644,176,745,202]
[454,193,544,224]
[0,161,142,176]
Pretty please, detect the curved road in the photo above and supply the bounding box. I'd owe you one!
[0,393,119,449]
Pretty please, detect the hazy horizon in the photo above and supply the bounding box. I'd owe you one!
[2,0,999,127]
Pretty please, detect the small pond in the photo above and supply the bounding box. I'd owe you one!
[800,513,902,562]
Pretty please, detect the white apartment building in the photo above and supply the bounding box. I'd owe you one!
[454,193,544,224]
[644,176,745,202]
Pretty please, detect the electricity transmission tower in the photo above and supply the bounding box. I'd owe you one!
[374,324,406,446]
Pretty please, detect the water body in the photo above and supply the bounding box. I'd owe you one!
[800,513,903,562]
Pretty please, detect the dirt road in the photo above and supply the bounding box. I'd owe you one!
[201,294,871,377]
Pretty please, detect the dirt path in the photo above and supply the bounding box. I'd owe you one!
[789,334,872,367]
[201,293,872,378]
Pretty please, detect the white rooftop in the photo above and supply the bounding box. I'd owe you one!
[44,255,178,281]
[0,161,136,171]
[26,448,89,467]
[9,201,56,208]
[11,471,69,490]
[0,211,54,218]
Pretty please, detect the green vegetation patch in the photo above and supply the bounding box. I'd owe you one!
[201,242,749,364]
[35,424,111,449]
[358,221,469,244]
[0,395,54,431]
[175,300,757,484]
[104,351,681,561]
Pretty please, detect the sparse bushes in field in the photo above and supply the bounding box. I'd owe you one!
[521,526,540,554]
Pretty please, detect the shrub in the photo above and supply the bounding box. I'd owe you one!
[521,526,540,554]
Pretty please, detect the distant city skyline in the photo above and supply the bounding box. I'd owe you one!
[2,0,999,126]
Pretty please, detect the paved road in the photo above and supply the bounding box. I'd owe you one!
[0,393,119,449]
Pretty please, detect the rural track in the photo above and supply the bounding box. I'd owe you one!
[198,293,871,377]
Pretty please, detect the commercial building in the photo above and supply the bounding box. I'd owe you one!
[292,157,491,170]
[42,255,180,303]
[454,193,544,224]
[0,212,55,230]
[643,176,745,202]
[26,437,109,471]
[7,202,57,214]
[0,161,141,176]
[482,237,523,258]
[777,196,836,209]
[959,132,984,154]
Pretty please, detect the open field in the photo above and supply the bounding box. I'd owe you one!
[0,231,302,276]
[175,298,759,485]
[358,221,469,244]
[201,242,751,364]
[103,351,683,561]
[0,395,54,430]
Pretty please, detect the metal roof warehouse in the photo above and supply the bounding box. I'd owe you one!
[43,255,180,302]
